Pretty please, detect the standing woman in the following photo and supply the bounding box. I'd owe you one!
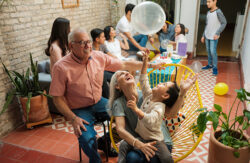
[104,26,129,60]
[45,17,70,74]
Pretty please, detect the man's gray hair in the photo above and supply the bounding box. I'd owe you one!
[68,28,88,43]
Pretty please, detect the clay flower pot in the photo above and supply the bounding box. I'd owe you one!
[208,130,250,163]
[20,91,50,123]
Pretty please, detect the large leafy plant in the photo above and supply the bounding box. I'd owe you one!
[0,53,51,121]
[196,88,250,158]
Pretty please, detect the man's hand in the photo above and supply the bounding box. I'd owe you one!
[127,96,138,111]
[72,116,89,137]
[214,35,220,40]
[201,37,205,43]
[138,141,158,161]
[180,73,198,96]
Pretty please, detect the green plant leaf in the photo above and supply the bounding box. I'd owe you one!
[214,104,222,112]
[0,90,16,115]
[235,88,246,101]
[25,68,30,80]
[235,116,244,125]
[243,110,250,121]
[221,132,229,140]
[221,123,228,130]
[241,140,249,147]
[233,144,240,149]
[36,91,52,98]
[197,112,208,133]
[222,112,228,121]
[208,111,219,131]
[242,121,249,130]
[1,61,16,87]
[233,151,240,158]
[25,92,32,122]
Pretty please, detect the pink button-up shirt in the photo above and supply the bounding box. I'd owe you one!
[49,51,122,109]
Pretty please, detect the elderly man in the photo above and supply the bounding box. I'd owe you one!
[49,28,161,163]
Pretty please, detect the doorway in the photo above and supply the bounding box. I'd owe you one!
[196,0,247,57]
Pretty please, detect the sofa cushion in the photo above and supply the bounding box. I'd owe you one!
[45,60,51,74]
[37,59,50,74]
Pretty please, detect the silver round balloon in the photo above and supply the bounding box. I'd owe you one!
[160,39,170,49]
[190,61,203,73]
[131,2,166,35]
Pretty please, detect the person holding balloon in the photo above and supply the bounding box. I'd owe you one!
[116,3,151,53]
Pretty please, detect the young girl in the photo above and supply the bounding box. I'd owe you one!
[174,23,187,43]
[104,26,130,60]
[118,52,180,163]
[45,17,70,75]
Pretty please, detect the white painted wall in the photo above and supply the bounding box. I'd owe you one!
[233,13,244,52]
[240,8,250,85]
[178,0,199,52]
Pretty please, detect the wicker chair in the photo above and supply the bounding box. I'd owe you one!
[109,63,203,162]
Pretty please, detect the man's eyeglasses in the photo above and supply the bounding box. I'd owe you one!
[72,40,92,46]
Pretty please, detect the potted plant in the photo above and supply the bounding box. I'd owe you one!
[0,53,52,128]
[196,88,250,163]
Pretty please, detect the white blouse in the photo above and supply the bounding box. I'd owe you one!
[104,39,125,60]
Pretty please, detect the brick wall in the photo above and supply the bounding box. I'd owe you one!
[0,0,126,137]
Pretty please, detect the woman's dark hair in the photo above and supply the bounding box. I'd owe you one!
[125,3,135,14]
[177,23,186,36]
[90,28,104,42]
[104,26,114,41]
[157,22,169,35]
[45,17,70,57]
[163,82,180,108]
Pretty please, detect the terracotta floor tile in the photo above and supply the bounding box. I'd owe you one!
[35,153,59,163]
[48,142,72,157]
[0,143,16,156]
[0,155,22,163]
[53,156,78,163]
[33,138,57,152]
[1,144,28,160]
[2,132,28,145]
[19,135,42,149]
[45,130,65,142]
[63,144,83,161]
[14,126,38,137]
[33,127,53,138]
[19,150,42,163]
[60,133,78,145]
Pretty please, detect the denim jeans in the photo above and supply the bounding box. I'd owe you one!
[125,144,172,163]
[128,34,148,51]
[205,38,219,69]
[102,71,114,98]
[72,97,110,163]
